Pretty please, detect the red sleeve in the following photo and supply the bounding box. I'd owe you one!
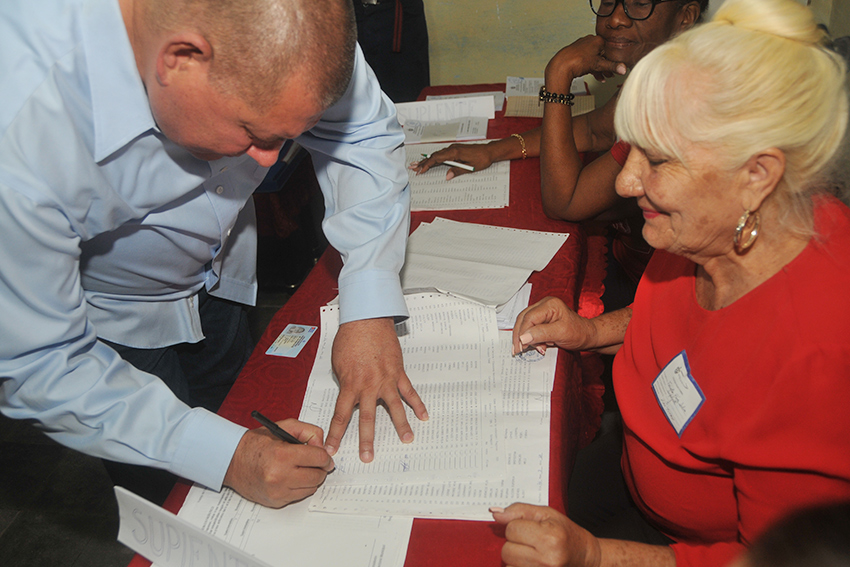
[609,140,631,167]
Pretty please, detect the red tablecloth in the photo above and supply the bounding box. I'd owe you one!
[130,84,606,567]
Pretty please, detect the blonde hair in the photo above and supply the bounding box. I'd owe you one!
[144,0,356,111]
[614,0,849,234]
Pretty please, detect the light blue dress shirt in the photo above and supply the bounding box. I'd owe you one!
[0,0,410,491]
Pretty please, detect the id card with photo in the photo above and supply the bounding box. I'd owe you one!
[266,324,318,358]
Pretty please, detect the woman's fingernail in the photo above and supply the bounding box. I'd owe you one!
[519,332,533,345]
[489,506,505,514]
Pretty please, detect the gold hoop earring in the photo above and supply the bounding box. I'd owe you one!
[734,209,760,253]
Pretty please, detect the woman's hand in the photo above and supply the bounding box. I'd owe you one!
[491,503,602,567]
[511,297,596,356]
[545,35,627,90]
[409,142,495,180]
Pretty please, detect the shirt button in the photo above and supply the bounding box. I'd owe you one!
[220,166,228,173]
[216,186,224,195]
[227,228,232,237]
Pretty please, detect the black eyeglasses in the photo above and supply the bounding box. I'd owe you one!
[589,0,680,21]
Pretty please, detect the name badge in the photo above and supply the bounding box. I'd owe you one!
[652,350,704,436]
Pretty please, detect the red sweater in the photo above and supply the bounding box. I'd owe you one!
[613,196,850,567]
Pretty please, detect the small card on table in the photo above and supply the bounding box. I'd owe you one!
[266,324,317,358]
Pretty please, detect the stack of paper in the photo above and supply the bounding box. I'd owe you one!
[400,217,569,307]
[395,96,495,144]
[302,292,556,520]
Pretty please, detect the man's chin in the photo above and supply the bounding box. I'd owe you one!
[188,150,225,162]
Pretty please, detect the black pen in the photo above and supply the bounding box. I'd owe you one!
[251,410,305,444]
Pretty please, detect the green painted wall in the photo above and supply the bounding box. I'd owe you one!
[424,1,595,85]
[422,0,847,102]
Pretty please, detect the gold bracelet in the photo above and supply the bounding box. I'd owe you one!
[538,85,575,106]
[511,133,528,159]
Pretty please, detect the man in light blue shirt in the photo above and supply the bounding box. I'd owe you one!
[0,0,428,507]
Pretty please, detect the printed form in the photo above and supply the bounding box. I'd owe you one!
[158,487,413,567]
[308,332,555,520]
[405,142,510,211]
[300,293,505,485]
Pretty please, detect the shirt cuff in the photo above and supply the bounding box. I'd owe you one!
[337,269,408,324]
[171,409,248,491]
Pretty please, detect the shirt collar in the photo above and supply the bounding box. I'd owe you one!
[82,0,157,162]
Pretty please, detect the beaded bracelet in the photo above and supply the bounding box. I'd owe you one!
[511,133,528,159]
[539,85,575,106]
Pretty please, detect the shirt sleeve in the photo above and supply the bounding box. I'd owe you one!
[0,184,246,491]
[295,44,410,325]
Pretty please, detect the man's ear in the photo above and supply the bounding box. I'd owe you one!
[155,32,213,87]
[742,148,786,212]
[677,2,701,32]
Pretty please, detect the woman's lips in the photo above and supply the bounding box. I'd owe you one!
[604,37,636,50]
[642,208,661,220]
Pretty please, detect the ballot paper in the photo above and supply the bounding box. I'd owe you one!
[400,217,569,307]
[401,116,489,144]
[156,486,413,567]
[405,142,510,211]
[300,293,505,486]
[426,90,505,112]
[394,95,495,125]
[308,332,555,520]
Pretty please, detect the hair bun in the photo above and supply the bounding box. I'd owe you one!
[712,0,827,47]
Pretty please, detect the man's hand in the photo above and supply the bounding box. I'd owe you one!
[491,503,602,567]
[325,317,428,463]
[223,419,334,508]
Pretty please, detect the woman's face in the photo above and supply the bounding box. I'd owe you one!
[615,144,745,261]
[596,1,695,68]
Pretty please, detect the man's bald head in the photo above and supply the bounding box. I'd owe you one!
[142,0,356,111]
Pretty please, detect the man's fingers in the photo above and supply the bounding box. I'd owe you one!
[398,378,428,421]
[382,392,415,445]
[358,399,377,463]
[325,391,356,456]
[280,418,325,447]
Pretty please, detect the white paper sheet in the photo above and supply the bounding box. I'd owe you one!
[300,293,505,486]
[395,96,495,126]
[426,90,505,112]
[405,142,510,211]
[400,217,569,307]
[308,332,555,520]
[162,486,413,567]
[402,116,489,144]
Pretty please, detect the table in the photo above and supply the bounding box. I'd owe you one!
[129,84,607,567]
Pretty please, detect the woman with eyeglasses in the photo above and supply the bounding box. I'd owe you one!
[413,0,707,309]
[490,0,850,566]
